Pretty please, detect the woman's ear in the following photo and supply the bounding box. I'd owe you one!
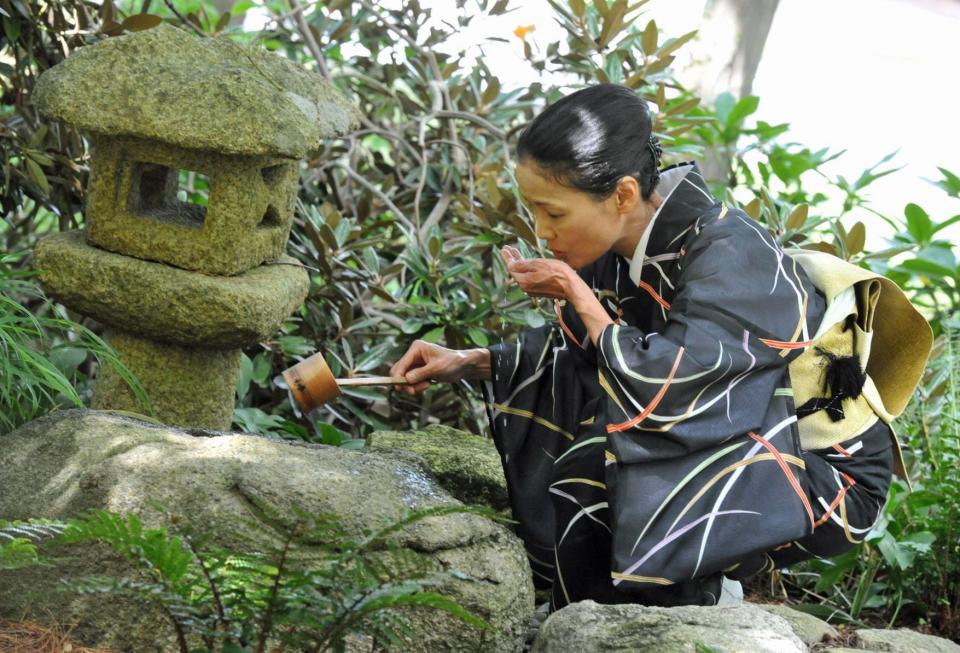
[614,176,641,214]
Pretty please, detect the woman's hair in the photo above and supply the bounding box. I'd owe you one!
[516,83,662,200]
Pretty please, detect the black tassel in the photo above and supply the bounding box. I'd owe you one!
[796,347,866,422]
[796,395,846,422]
[818,346,866,401]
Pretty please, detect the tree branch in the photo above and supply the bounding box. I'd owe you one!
[329,162,416,233]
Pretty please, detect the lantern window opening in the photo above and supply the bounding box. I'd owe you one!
[259,204,281,229]
[261,164,286,187]
[128,161,209,229]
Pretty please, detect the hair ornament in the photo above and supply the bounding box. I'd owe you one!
[647,135,663,169]
[647,135,663,190]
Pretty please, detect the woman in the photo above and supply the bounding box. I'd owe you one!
[389,84,895,611]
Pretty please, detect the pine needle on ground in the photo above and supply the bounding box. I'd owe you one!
[0,619,116,653]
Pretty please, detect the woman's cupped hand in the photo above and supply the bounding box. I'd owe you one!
[501,245,573,300]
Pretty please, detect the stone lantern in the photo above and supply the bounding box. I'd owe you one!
[32,24,359,429]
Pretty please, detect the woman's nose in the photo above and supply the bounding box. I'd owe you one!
[533,215,555,241]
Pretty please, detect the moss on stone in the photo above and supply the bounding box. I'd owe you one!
[91,328,241,430]
[35,230,309,347]
[853,628,960,653]
[33,23,359,159]
[78,135,302,275]
[366,424,509,511]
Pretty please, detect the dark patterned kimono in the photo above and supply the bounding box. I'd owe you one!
[482,163,892,610]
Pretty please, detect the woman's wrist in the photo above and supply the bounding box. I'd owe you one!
[460,347,492,381]
[565,269,614,346]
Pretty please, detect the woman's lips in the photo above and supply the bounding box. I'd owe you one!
[550,249,565,257]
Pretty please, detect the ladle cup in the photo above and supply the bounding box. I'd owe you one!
[281,351,409,413]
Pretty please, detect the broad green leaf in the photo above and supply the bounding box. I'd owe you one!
[481,77,501,105]
[785,204,808,231]
[25,158,49,195]
[915,244,957,269]
[641,19,658,55]
[234,350,254,400]
[846,222,865,256]
[598,0,627,49]
[121,14,162,31]
[713,92,736,124]
[665,97,699,116]
[904,203,933,244]
[931,166,960,197]
[400,317,424,335]
[468,327,489,346]
[422,326,444,343]
[931,213,960,235]
[252,352,272,386]
[315,421,344,446]
[641,53,673,76]
[899,258,954,279]
[48,346,88,375]
[656,29,697,58]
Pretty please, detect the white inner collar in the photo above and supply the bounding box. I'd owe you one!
[627,165,692,286]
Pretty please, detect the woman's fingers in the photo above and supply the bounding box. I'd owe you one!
[389,340,466,395]
[501,245,524,265]
[390,341,425,378]
[390,342,432,395]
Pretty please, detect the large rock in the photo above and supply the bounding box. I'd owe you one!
[33,23,359,158]
[853,628,960,653]
[755,603,838,646]
[0,410,533,653]
[367,424,509,511]
[531,600,807,653]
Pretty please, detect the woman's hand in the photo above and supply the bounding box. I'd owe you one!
[502,245,613,346]
[501,245,574,300]
[389,341,491,395]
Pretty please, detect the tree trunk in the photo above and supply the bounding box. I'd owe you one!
[681,0,781,186]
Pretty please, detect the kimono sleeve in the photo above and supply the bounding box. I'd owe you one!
[480,322,601,569]
[482,322,597,457]
[597,216,824,462]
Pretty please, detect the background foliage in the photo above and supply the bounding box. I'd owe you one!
[2,0,958,639]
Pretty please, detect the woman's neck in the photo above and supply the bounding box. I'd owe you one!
[612,191,663,260]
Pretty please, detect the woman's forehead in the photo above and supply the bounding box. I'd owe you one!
[516,161,573,203]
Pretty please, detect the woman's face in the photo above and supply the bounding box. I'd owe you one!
[516,160,625,270]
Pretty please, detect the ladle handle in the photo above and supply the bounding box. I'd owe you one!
[335,376,410,386]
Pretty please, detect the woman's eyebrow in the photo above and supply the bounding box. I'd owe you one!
[521,195,561,208]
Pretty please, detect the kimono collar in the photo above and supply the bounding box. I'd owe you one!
[627,162,717,285]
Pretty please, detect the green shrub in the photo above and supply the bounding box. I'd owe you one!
[0,251,151,434]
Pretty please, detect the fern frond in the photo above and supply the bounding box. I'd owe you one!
[10,503,495,653]
[67,575,205,622]
[0,518,70,570]
[63,510,192,586]
[0,518,70,542]
[354,584,491,630]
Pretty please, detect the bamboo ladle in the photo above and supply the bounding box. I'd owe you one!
[281,351,410,413]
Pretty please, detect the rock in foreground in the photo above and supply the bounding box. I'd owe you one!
[0,410,533,653]
[531,600,806,653]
